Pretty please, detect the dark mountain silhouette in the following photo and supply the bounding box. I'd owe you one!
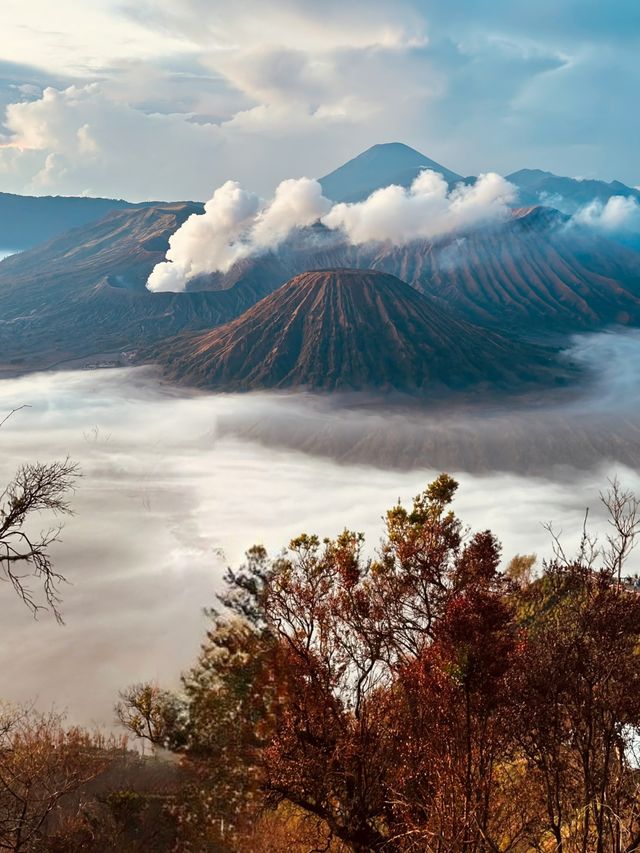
[0,191,175,251]
[149,269,569,394]
[319,143,463,202]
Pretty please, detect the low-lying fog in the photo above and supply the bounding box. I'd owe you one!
[1,329,639,727]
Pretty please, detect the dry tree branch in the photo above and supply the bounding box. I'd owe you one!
[0,442,79,621]
[0,405,30,431]
[600,477,640,584]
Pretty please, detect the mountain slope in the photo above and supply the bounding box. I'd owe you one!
[0,191,165,251]
[3,197,640,375]
[0,202,271,373]
[361,208,640,331]
[150,269,568,393]
[191,208,640,333]
[319,143,463,202]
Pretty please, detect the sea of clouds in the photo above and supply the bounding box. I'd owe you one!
[1,331,640,725]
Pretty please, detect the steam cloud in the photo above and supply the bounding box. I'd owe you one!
[572,195,640,233]
[147,177,332,292]
[1,329,640,724]
[146,170,517,293]
[322,171,516,245]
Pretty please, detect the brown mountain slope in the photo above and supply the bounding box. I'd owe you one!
[0,203,273,372]
[3,202,640,374]
[194,208,640,333]
[151,269,570,394]
[368,208,640,331]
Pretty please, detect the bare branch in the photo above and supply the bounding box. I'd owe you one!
[600,477,640,584]
[0,405,30,430]
[0,458,79,621]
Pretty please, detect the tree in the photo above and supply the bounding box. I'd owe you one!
[0,444,78,621]
[0,707,106,852]
[115,683,187,753]
[511,563,640,853]
[174,476,522,851]
[504,553,536,587]
[117,474,640,852]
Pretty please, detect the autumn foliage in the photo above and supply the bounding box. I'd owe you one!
[108,475,640,851]
[7,474,640,851]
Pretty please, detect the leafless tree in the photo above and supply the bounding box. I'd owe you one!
[600,476,640,584]
[0,407,78,621]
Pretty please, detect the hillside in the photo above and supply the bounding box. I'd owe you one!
[0,191,165,251]
[191,208,640,333]
[364,207,640,331]
[2,191,640,376]
[0,203,270,373]
[3,202,640,375]
[149,269,568,394]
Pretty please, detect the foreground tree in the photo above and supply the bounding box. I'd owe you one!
[0,407,78,620]
[0,707,107,852]
[118,474,640,852]
[511,563,640,853]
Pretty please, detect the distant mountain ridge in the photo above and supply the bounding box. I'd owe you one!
[318,143,640,213]
[0,191,169,251]
[186,206,640,334]
[1,142,640,377]
[506,168,640,213]
[3,143,638,255]
[149,269,567,394]
[0,203,273,373]
[2,200,640,374]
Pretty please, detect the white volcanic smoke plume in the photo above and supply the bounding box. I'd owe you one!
[147,177,332,292]
[322,170,516,244]
[147,170,517,293]
[571,195,640,233]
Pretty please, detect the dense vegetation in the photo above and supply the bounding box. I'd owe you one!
[4,473,640,851]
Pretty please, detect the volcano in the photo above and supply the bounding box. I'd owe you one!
[319,142,464,203]
[150,269,569,394]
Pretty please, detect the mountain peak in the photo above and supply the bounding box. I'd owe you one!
[507,168,556,185]
[351,142,433,162]
[319,143,463,203]
[150,268,563,394]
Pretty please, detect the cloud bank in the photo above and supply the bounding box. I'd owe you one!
[323,170,516,244]
[572,195,640,233]
[147,170,516,292]
[1,1,639,200]
[1,342,638,725]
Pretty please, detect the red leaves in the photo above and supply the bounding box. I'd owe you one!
[178,475,640,852]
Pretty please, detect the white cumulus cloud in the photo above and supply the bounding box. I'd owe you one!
[572,195,640,233]
[147,177,332,292]
[322,170,516,244]
[147,169,518,292]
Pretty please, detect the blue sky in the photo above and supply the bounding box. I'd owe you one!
[0,0,637,200]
